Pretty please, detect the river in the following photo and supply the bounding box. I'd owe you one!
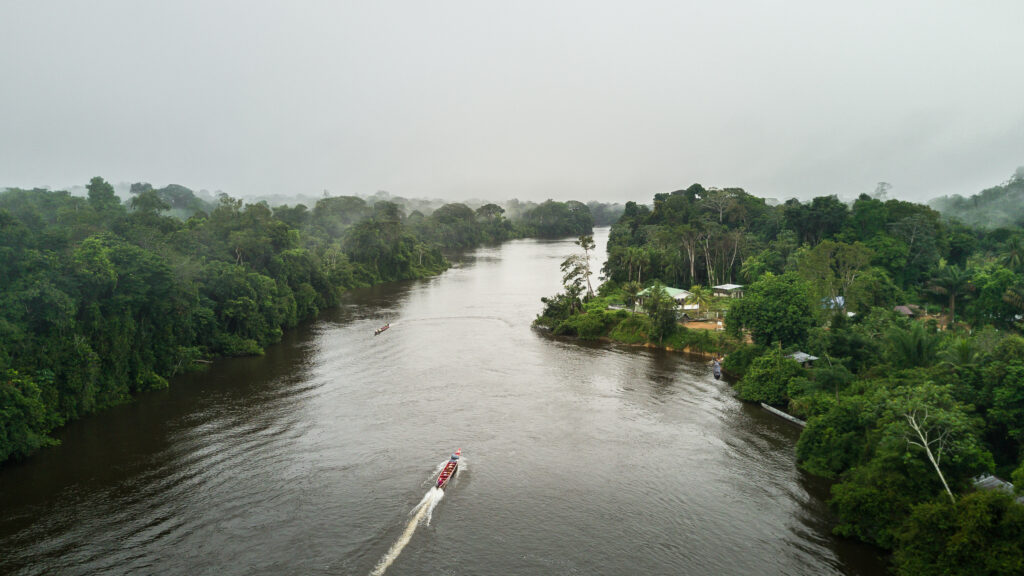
[0,228,887,575]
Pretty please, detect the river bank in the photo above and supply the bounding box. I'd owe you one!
[0,229,887,575]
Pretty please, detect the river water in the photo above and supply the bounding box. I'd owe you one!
[0,228,887,575]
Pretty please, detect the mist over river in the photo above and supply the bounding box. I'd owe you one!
[0,228,886,575]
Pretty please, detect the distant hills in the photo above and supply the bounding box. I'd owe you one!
[930,167,1024,228]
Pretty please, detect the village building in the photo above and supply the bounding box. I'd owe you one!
[893,304,922,317]
[635,286,701,316]
[713,284,744,298]
[787,351,819,367]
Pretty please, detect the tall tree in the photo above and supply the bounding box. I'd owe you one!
[702,188,735,224]
[726,272,814,347]
[86,176,123,213]
[576,234,596,298]
[642,283,678,344]
[686,285,713,318]
[928,265,971,323]
[798,240,872,310]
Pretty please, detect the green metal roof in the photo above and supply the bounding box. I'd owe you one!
[637,286,692,299]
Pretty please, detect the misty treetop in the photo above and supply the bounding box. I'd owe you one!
[931,167,1024,229]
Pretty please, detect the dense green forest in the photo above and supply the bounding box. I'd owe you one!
[0,178,608,465]
[931,167,1024,229]
[537,182,1024,574]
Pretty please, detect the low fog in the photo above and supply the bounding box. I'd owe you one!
[3,1,1023,204]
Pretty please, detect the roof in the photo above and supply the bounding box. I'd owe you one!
[638,286,692,300]
[713,284,743,291]
[893,305,915,316]
[973,474,1024,503]
[788,352,819,363]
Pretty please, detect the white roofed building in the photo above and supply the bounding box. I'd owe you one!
[713,284,744,298]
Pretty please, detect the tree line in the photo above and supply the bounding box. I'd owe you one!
[537,180,1024,574]
[0,178,608,465]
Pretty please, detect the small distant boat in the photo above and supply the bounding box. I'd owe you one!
[374,323,390,336]
[436,449,461,489]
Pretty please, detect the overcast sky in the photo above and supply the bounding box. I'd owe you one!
[3,1,1023,204]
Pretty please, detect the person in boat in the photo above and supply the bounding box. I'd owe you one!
[712,358,722,380]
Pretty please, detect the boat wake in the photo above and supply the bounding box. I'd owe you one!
[369,487,445,576]
[413,486,445,526]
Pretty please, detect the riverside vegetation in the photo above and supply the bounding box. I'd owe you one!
[0,178,620,466]
[535,178,1024,575]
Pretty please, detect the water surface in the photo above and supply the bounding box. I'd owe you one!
[0,229,887,575]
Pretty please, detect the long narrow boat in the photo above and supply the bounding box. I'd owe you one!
[374,323,390,336]
[436,449,461,489]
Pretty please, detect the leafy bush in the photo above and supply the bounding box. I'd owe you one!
[735,350,804,406]
[894,490,1024,575]
[212,333,264,357]
[560,309,620,339]
[796,396,873,477]
[721,343,766,377]
[786,378,836,420]
[608,315,650,344]
[0,371,60,462]
[829,455,936,550]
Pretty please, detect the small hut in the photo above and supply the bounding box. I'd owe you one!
[713,284,744,298]
[787,351,819,367]
[893,304,921,317]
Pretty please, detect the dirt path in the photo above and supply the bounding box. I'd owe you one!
[682,320,723,331]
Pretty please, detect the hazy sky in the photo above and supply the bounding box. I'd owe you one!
[3,1,1023,204]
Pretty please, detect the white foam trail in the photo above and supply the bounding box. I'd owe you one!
[424,488,444,526]
[370,487,443,576]
[410,487,436,515]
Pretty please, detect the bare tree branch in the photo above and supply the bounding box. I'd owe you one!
[904,409,956,504]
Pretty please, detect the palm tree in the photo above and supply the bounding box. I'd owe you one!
[886,322,939,368]
[1004,285,1024,329]
[664,248,686,287]
[623,247,641,283]
[622,281,642,313]
[1000,237,1024,272]
[1005,284,1024,309]
[620,246,652,285]
[740,253,766,283]
[687,285,713,319]
[634,247,651,285]
[938,337,978,370]
[927,265,971,324]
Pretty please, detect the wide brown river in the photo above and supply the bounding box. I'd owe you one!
[0,229,887,575]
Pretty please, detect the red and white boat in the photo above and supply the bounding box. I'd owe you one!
[436,449,461,489]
